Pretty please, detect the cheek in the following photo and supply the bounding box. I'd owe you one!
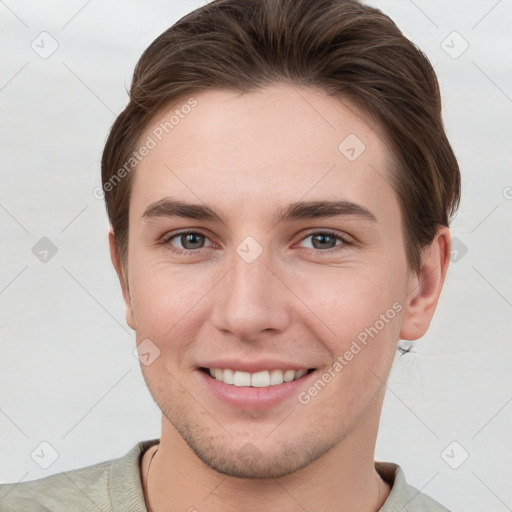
[128,258,216,344]
[130,251,225,368]
[299,264,403,348]
[295,271,403,420]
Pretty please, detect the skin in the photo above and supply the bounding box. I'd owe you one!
[110,85,451,512]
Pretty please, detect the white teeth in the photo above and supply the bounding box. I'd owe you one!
[206,368,309,387]
[295,369,307,379]
[269,369,284,385]
[283,369,295,382]
[223,368,234,385]
[251,371,270,387]
[233,370,251,387]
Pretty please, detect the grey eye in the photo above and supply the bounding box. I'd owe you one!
[299,232,344,250]
[178,233,205,250]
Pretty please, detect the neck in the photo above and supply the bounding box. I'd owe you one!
[143,411,390,512]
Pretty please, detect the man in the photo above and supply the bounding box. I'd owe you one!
[0,0,460,510]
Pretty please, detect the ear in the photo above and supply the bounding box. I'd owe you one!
[108,228,135,330]
[400,226,451,341]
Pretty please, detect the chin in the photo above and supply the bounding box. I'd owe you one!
[170,412,338,479]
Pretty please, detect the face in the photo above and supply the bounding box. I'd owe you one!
[115,85,432,478]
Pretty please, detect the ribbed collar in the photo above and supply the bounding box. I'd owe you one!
[107,440,434,512]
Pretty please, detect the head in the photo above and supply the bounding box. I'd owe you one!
[102,0,460,479]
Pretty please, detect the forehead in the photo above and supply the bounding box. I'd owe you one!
[131,85,398,224]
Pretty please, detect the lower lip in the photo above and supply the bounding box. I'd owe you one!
[198,369,316,410]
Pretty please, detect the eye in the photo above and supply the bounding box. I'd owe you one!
[164,231,214,253]
[297,231,348,251]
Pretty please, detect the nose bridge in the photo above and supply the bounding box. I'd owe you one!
[211,246,291,340]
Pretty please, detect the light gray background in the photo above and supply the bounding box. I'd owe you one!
[1,1,511,510]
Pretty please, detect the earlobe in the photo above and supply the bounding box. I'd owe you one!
[399,227,451,341]
[108,228,136,330]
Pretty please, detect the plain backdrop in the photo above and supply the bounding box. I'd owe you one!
[1,1,511,510]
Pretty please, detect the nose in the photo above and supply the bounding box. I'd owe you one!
[210,249,292,342]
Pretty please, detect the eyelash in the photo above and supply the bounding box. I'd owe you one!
[161,229,351,256]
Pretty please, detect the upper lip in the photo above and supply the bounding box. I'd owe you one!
[199,358,315,373]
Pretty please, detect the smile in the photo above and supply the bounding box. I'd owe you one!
[203,368,312,387]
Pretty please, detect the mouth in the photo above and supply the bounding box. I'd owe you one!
[199,367,315,387]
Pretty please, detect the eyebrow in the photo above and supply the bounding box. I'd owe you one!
[275,199,376,223]
[143,199,224,222]
[142,198,377,223]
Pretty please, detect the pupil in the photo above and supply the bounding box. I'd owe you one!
[182,233,204,249]
[313,234,335,249]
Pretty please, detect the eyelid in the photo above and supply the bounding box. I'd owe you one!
[160,228,353,255]
[296,229,352,251]
[161,229,216,251]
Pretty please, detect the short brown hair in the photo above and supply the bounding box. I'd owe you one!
[101,0,460,272]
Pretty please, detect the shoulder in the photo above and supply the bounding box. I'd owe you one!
[377,462,451,512]
[0,460,112,512]
[0,439,158,512]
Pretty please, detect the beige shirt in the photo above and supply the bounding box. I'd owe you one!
[0,439,450,511]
